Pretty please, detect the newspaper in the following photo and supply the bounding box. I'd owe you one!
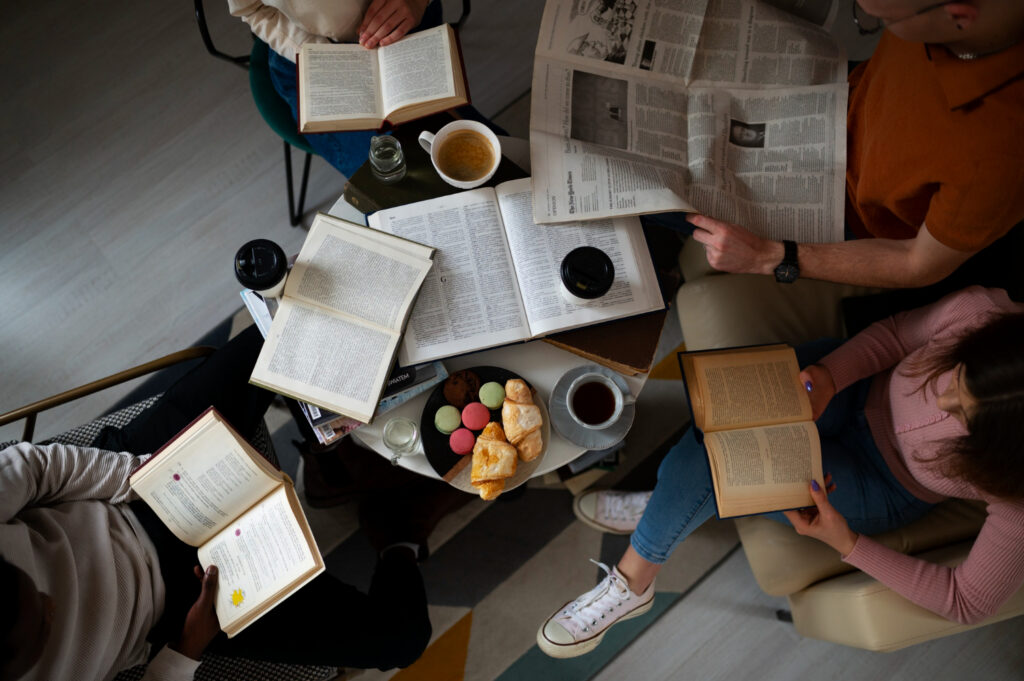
[529,0,847,242]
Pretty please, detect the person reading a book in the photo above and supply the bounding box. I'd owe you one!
[674,0,1024,291]
[226,0,441,176]
[535,286,1024,659]
[0,325,453,680]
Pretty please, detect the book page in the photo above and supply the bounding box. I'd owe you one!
[704,421,823,516]
[379,25,456,116]
[368,189,531,364]
[495,178,662,337]
[197,485,323,637]
[130,412,281,546]
[299,43,383,123]
[285,214,434,333]
[250,300,400,423]
[690,346,812,432]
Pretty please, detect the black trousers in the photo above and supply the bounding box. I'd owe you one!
[94,326,431,670]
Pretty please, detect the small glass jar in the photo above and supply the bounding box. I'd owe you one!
[382,416,420,465]
[369,135,407,184]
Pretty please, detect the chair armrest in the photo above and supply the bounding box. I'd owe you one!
[0,347,215,441]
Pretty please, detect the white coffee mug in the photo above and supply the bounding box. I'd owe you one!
[565,373,635,430]
[418,120,501,189]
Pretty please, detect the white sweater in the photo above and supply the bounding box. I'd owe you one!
[0,442,199,681]
[227,0,371,62]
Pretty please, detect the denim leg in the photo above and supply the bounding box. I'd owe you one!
[630,427,718,564]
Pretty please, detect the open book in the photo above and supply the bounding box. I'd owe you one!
[297,24,469,133]
[250,213,435,423]
[367,177,663,365]
[528,0,847,243]
[679,344,824,518]
[129,409,323,637]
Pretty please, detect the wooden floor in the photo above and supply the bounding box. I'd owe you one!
[2,0,1019,677]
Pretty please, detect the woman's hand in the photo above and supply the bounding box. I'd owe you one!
[800,364,836,421]
[359,0,430,49]
[172,565,221,661]
[783,475,859,557]
[688,214,783,275]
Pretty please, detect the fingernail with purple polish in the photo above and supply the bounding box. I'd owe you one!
[804,380,813,392]
[811,479,820,492]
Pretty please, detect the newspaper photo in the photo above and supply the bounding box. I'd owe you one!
[530,0,847,243]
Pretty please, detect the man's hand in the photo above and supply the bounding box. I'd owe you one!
[783,475,859,557]
[173,565,221,661]
[688,214,783,275]
[799,364,836,421]
[359,0,430,49]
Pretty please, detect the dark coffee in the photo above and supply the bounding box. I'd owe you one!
[571,381,616,425]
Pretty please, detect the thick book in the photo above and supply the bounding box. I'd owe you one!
[297,24,469,133]
[366,176,664,365]
[128,408,324,638]
[250,213,435,423]
[679,344,824,518]
[543,309,668,375]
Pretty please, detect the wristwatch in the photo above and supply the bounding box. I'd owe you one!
[774,240,800,283]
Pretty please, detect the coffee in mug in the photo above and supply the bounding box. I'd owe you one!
[418,120,501,189]
[565,372,634,430]
[436,129,496,182]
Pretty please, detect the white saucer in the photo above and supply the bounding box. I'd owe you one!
[549,364,636,450]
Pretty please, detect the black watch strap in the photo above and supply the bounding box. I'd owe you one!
[774,240,800,283]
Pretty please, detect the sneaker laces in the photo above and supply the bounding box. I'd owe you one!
[557,560,633,636]
[599,491,652,523]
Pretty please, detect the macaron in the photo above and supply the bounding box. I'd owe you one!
[434,405,461,434]
[461,402,490,431]
[479,381,506,409]
[449,427,476,455]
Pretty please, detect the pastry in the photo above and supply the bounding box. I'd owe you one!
[461,402,490,431]
[449,428,476,455]
[478,381,505,409]
[502,379,544,461]
[470,422,518,500]
[434,405,462,434]
[443,370,481,408]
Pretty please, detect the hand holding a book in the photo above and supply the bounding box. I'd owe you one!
[359,0,431,48]
[688,214,784,276]
[173,565,221,660]
[783,475,859,558]
[799,364,836,421]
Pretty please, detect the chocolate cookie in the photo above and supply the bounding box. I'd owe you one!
[443,370,481,408]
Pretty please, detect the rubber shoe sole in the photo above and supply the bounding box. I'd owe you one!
[536,594,655,658]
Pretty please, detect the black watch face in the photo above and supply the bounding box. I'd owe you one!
[775,263,799,283]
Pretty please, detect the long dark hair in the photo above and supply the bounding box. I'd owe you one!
[904,311,1024,501]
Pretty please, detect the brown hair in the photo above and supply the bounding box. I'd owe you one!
[903,311,1024,501]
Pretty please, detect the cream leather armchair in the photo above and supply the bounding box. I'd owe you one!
[673,239,1024,651]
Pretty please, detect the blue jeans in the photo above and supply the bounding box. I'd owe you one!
[267,1,445,178]
[630,339,936,564]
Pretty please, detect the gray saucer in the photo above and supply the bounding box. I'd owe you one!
[550,364,636,450]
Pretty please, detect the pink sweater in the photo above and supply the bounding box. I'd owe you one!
[818,286,1024,625]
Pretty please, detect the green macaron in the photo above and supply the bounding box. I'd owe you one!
[478,381,506,409]
[434,405,462,434]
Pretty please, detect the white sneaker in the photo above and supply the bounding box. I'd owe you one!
[537,560,655,658]
[573,489,652,534]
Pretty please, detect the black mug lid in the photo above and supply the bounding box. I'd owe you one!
[560,246,615,300]
[234,239,287,290]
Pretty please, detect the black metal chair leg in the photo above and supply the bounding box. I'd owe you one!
[284,141,313,227]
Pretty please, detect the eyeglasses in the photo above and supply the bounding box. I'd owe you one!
[851,1,952,35]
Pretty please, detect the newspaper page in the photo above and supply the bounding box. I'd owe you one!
[529,0,846,243]
[379,25,457,115]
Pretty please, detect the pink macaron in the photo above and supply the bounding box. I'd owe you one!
[461,402,490,431]
[449,428,476,455]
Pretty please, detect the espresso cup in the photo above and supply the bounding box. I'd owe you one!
[418,120,501,189]
[565,373,635,430]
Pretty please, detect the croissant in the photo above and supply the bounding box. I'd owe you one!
[471,422,518,500]
[502,379,543,461]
